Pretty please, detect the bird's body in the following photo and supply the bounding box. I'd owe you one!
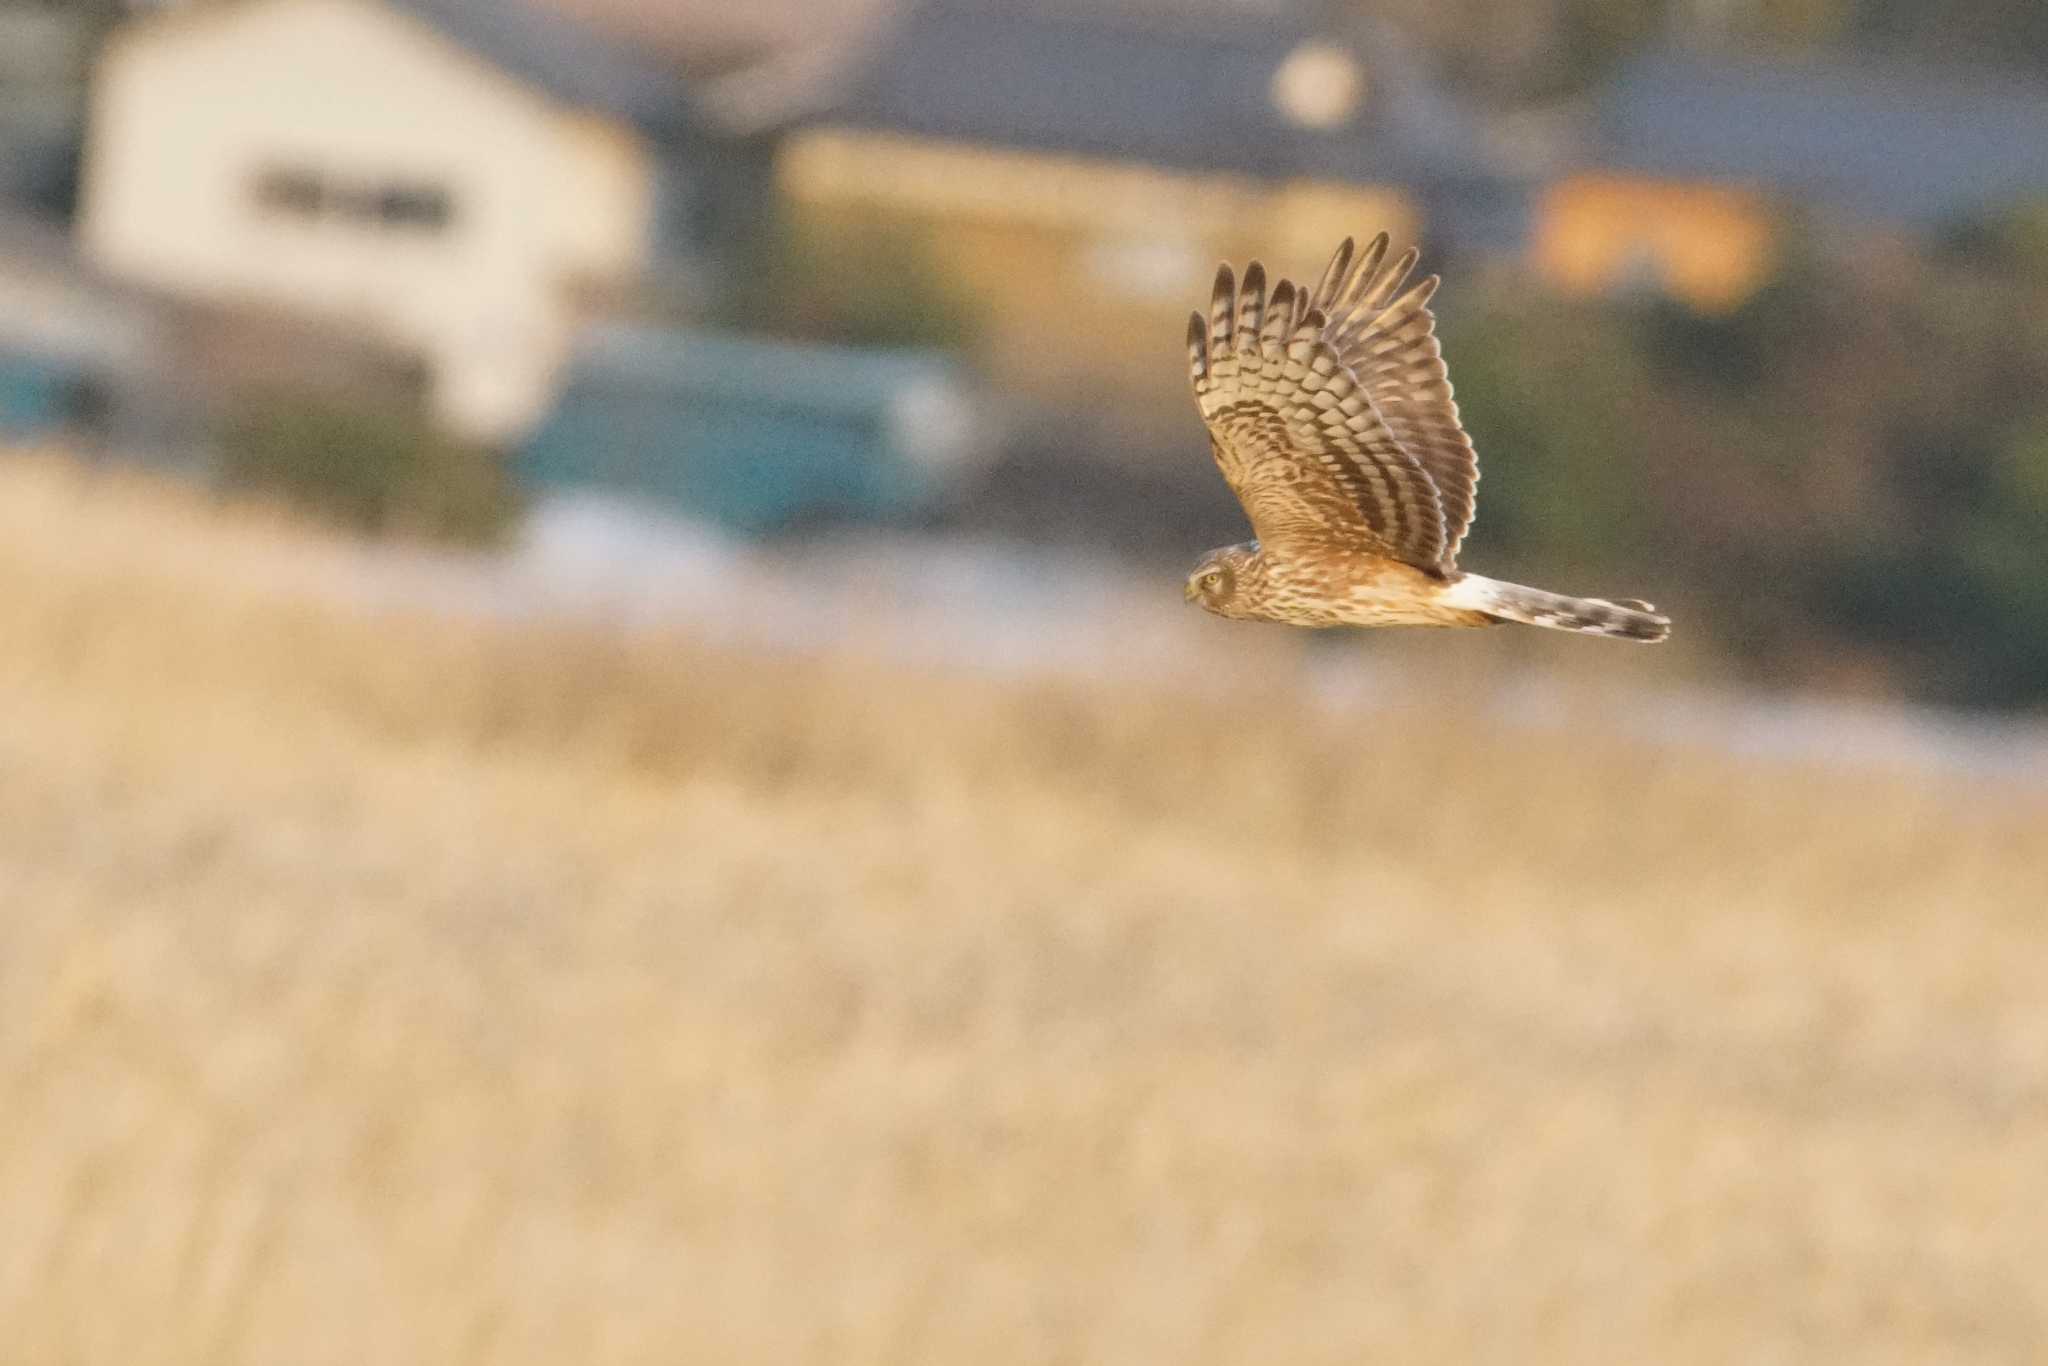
[1185,540,1493,629]
[1183,233,1668,644]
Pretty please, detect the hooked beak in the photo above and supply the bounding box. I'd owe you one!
[1183,578,1199,603]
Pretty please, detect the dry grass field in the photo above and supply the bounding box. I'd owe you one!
[2,452,2045,1363]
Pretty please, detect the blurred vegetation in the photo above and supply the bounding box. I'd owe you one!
[215,390,520,546]
[1445,206,2048,707]
[3,452,2045,1361]
[706,212,978,351]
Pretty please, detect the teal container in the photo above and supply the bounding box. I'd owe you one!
[517,325,977,534]
[0,350,87,439]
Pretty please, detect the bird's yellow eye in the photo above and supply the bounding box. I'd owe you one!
[1203,571,1223,590]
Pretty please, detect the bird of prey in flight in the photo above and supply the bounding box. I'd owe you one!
[1184,232,1668,643]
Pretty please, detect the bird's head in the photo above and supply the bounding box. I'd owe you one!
[1184,542,1258,617]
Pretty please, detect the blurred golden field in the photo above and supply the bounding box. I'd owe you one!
[2,452,2046,1363]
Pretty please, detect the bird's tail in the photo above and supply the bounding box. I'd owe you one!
[1445,574,1670,643]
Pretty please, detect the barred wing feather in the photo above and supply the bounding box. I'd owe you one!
[1187,233,1480,574]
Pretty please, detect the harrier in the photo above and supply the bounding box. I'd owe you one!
[1184,233,1668,642]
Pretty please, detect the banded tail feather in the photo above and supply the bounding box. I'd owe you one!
[1443,575,1670,643]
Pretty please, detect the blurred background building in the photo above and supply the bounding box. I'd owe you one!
[4,0,2048,703]
[80,0,793,439]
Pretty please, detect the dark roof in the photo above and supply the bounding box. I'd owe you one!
[825,0,1498,186]
[390,0,701,133]
[1596,48,2048,224]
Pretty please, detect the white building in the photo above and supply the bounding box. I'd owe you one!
[79,0,723,440]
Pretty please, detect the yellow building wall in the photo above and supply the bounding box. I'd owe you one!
[778,128,1421,426]
[1534,173,1776,312]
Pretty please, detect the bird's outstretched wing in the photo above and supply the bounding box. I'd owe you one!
[1187,233,1479,574]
